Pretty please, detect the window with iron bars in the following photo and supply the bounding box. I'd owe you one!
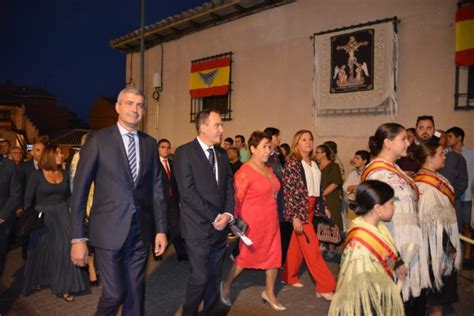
[190,52,233,122]
[455,65,474,111]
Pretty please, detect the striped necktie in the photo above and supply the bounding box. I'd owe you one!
[126,132,138,182]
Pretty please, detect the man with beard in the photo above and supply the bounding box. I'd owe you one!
[397,115,436,174]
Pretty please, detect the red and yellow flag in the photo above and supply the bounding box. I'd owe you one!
[456,5,474,66]
[189,57,231,98]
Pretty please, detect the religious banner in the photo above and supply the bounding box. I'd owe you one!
[456,4,474,66]
[312,18,399,137]
[331,29,374,93]
[189,56,231,98]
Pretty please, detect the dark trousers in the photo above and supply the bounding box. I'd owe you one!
[94,215,148,316]
[280,221,293,266]
[0,214,16,276]
[183,235,227,316]
[173,236,187,259]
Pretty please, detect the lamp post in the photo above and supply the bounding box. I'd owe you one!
[139,0,145,131]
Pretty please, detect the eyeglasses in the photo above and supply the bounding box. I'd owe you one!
[315,151,324,154]
[159,146,171,149]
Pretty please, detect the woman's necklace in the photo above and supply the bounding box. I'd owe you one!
[250,159,277,200]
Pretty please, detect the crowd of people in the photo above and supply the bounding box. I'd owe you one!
[0,87,473,316]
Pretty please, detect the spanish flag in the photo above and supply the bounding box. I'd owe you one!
[456,4,474,66]
[189,57,231,98]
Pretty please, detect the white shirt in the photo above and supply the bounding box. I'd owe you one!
[196,136,218,183]
[160,156,170,172]
[343,168,362,201]
[302,160,321,197]
[117,122,140,177]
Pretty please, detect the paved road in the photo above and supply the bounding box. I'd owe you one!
[1,240,474,316]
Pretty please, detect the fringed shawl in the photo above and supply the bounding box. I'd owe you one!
[415,171,462,290]
[329,218,404,316]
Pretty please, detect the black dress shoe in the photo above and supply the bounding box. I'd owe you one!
[89,278,100,287]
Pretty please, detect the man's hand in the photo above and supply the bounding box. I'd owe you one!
[154,233,168,256]
[70,241,88,267]
[347,185,357,194]
[0,218,5,225]
[213,213,231,231]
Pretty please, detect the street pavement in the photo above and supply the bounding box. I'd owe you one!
[1,239,474,316]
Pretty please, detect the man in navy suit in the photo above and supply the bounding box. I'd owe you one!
[70,87,168,315]
[174,110,235,315]
[157,138,187,261]
[0,155,22,276]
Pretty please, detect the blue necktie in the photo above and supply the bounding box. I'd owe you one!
[126,133,138,182]
[207,148,216,176]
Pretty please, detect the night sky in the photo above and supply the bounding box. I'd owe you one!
[0,0,207,122]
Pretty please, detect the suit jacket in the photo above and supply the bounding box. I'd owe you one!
[439,150,468,200]
[21,160,36,183]
[158,158,180,238]
[0,156,22,219]
[174,138,235,241]
[70,125,167,250]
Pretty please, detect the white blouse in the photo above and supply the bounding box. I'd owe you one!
[302,160,321,197]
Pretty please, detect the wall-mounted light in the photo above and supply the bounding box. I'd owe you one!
[152,72,162,101]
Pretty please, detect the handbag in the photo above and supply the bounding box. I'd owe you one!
[313,215,341,245]
[229,217,253,246]
[234,217,248,234]
[16,208,45,240]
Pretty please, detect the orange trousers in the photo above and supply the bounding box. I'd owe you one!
[281,196,336,293]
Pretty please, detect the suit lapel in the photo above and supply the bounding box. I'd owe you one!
[137,132,146,184]
[215,148,226,187]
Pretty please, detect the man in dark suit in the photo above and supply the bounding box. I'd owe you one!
[157,138,187,261]
[0,155,22,276]
[17,141,44,259]
[22,142,44,183]
[70,87,168,315]
[174,110,235,315]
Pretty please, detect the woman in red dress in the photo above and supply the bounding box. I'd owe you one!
[221,131,285,311]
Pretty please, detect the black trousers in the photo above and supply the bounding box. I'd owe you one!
[280,221,293,266]
[183,235,227,316]
[94,215,148,316]
[0,214,16,277]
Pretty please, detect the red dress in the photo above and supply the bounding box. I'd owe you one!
[234,163,281,269]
